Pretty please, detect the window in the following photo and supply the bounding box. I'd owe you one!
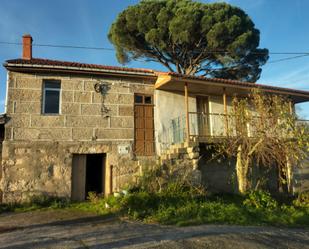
[144,96,152,104]
[42,80,61,114]
[134,94,153,105]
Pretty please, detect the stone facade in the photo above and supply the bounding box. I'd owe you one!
[1,71,156,203]
[1,68,308,203]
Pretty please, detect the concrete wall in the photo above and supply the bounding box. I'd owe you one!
[198,144,238,193]
[293,158,309,193]
[1,71,155,202]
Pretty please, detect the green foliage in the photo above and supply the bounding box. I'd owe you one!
[109,0,269,81]
[29,195,70,209]
[102,189,309,227]
[133,162,206,198]
[293,192,309,208]
[0,195,70,213]
[1,190,308,227]
[243,190,277,210]
[121,191,159,219]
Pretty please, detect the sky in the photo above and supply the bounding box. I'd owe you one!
[0,0,308,118]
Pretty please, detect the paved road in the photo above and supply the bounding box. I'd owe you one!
[0,210,308,249]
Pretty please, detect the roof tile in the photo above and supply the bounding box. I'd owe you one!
[5,57,309,98]
[5,58,155,74]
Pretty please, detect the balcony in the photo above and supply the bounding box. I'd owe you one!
[160,112,309,147]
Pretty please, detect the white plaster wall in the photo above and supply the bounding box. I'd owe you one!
[154,90,196,155]
[209,95,234,136]
[155,91,259,154]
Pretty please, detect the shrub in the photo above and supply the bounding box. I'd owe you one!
[243,190,277,210]
[133,162,203,194]
[28,195,70,209]
[293,192,309,208]
[120,191,159,219]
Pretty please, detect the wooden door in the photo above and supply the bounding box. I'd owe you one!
[134,94,154,156]
[71,154,86,201]
[196,96,210,136]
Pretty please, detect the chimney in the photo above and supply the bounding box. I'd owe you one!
[22,34,33,60]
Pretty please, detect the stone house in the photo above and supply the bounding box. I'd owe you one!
[0,35,309,203]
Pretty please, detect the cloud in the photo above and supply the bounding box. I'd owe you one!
[259,63,309,119]
[259,64,309,91]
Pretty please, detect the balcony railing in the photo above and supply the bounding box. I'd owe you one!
[160,112,309,147]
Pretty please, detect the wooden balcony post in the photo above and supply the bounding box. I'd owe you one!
[223,87,228,135]
[184,82,190,143]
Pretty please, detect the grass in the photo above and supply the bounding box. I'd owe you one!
[111,190,309,227]
[1,189,308,228]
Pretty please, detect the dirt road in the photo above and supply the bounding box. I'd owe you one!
[0,209,308,249]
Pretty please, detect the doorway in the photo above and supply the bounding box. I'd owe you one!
[85,154,104,195]
[134,94,155,156]
[71,153,106,201]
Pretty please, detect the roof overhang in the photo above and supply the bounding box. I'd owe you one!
[155,73,309,104]
[4,62,156,80]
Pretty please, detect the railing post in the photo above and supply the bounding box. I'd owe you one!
[223,87,228,136]
[185,82,190,143]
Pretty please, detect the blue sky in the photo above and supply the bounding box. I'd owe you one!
[0,0,308,118]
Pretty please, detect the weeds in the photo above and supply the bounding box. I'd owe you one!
[1,166,308,228]
[1,190,308,227]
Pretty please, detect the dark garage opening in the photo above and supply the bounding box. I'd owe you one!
[85,154,105,196]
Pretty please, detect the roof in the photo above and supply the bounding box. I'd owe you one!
[165,72,309,98]
[155,72,309,103]
[4,57,309,103]
[4,58,156,76]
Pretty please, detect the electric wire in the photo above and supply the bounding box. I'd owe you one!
[1,41,309,56]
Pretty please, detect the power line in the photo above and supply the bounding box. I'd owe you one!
[268,54,309,64]
[1,41,309,56]
[0,41,114,51]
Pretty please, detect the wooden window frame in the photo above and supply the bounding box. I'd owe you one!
[134,93,154,105]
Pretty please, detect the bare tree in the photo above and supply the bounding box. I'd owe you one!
[217,90,309,194]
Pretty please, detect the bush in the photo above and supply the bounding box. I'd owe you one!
[293,192,309,208]
[243,190,277,210]
[134,162,203,195]
[120,191,159,219]
[30,195,70,209]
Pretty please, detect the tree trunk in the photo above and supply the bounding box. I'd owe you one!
[236,145,250,194]
[285,157,294,194]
